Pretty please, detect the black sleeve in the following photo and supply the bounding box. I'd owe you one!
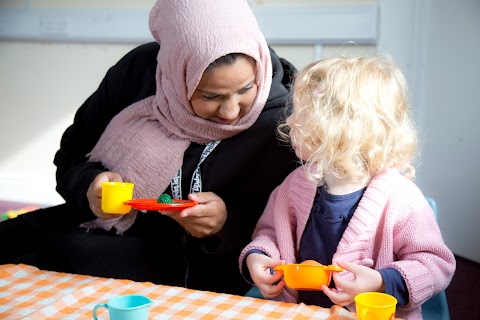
[54,42,159,211]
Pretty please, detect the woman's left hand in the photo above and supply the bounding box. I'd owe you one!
[160,192,227,238]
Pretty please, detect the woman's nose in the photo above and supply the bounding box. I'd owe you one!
[219,98,240,120]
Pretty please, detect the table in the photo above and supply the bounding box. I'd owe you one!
[0,264,359,319]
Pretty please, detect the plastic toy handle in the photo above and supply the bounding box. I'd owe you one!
[93,303,107,320]
[358,308,370,320]
[273,265,285,272]
[325,265,343,272]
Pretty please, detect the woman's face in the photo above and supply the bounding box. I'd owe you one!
[190,57,258,125]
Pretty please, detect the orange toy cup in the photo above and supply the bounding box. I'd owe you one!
[273,260,343,290]
[101,182,134,214]
[355,292,397,320]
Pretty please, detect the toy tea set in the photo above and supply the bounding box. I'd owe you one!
[99,182,397,320]
[273,261,396,319]
[101,181,196,214]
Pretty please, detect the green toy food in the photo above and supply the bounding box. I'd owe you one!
[157,193,173,204]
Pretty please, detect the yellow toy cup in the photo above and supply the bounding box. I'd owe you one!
[101,182,134,214]
[355,292,397,320]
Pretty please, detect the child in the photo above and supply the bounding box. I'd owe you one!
[239,55,455,320]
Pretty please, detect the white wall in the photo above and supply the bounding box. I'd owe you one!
[417,0,480,263]
[0,42,137,205]
[378,0,480,263]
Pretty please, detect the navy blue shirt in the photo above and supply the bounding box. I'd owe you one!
[298,185,409,307]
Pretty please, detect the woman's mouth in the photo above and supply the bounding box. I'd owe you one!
[215,117,238,125]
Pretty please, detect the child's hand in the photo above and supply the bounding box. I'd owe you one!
[246,253,285,299]
[321,260,384,306]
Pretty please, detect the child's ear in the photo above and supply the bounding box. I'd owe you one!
[400,164,416,180]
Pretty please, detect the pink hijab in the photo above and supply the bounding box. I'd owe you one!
[82,0,272,233]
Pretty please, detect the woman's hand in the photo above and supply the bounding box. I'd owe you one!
[86,171,124,220]
[246,253,285,299]
[321,260,384,306]
[161,192,227,238]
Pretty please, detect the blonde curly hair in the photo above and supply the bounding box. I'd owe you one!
[278,55,417,185]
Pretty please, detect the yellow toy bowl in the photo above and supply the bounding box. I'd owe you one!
[274,260,343,291]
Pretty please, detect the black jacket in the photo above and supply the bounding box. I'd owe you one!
[53,42,299,295]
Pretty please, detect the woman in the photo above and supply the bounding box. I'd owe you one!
[0,0,298,295]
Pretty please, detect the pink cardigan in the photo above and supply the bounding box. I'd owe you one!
[239,167,455,320]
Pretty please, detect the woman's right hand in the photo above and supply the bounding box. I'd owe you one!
[246,253,285,299]
[87,171,124,220]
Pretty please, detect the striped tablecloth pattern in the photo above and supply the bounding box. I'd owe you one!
[0,264,358,319]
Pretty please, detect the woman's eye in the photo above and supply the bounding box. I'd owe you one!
[240,86,253,94]
[203,95,219,100]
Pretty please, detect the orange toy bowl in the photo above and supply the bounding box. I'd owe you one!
[274,261,343,291]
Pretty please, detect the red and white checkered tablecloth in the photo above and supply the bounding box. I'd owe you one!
[0,264,359,319]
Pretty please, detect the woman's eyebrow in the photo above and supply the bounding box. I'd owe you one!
[197,89,218,95]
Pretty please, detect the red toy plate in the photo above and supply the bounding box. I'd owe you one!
[124,199,196,211]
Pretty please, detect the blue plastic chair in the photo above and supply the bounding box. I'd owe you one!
[245,285,263,299]
[245,197,451,320]
[422,197,451,320]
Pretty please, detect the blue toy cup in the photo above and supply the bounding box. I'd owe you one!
[93,294,153,320]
